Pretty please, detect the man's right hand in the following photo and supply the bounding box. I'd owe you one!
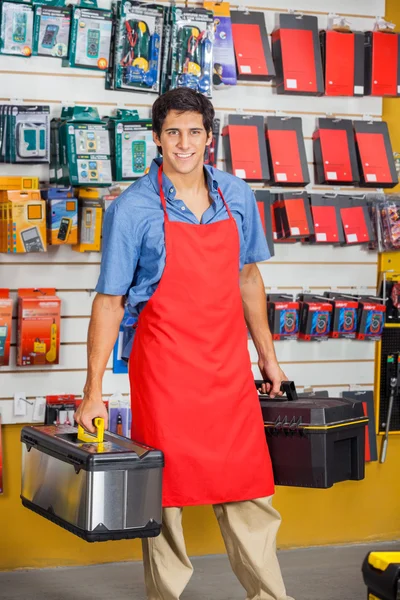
[74,395,109,433]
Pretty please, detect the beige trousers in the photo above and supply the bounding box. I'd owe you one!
[142,496,294,600]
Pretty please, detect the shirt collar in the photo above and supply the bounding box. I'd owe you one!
[149,157,219,200]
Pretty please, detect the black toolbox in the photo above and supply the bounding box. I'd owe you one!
[256,381,367,488]
[362,552,400,600]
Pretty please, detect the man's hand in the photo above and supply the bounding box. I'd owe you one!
[74,394,109,433]
[258,358,288,398]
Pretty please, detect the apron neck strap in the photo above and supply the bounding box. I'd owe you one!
[157,164,233,221]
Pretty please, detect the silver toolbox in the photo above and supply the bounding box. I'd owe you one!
[21,425,164,542]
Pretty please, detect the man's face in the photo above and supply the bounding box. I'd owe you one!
[153,110,212,175]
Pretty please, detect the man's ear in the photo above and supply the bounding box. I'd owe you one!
[153,131,161,147]
[206,130,213,146]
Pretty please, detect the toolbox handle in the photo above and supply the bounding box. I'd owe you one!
[255,380,298,402]
[77,417,105,443]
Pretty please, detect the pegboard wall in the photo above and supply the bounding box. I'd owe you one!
[0,0,386,423]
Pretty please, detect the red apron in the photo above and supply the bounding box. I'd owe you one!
[130,165,274,507]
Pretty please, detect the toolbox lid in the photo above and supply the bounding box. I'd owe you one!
[21,425,164,471]
[368,552,400,571]
[259,395,367,429]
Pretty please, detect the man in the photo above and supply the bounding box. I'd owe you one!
[75,88,294,600]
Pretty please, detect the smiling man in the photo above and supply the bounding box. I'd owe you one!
[75,88,294,600]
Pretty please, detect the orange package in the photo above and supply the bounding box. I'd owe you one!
[0,289,13,367]
[17,289,61,366]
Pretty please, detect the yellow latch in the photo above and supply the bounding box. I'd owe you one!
[77,417,105,443]
[368,552,400,572]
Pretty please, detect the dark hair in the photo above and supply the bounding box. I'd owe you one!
[152,88,215,138]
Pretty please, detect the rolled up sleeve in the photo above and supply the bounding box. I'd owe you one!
[95,201,139,296]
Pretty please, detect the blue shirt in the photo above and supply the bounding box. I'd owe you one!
[96,158,271,323]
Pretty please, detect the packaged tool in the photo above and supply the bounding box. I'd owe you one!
[17,288,61,366]
[309,194,345,245]
[33,0,71,58]
[0,1,34,57]
[0,105,50,164]
[108,393,131,437]
[323,291,359,339]
[107,109,158,181]
[313,118,360,185]
[257,380,367,488]
[107,1,164,94]
[272,192,314,241]
[44,395,79,426]
[222,114,270,182]
[58,106,112,186]
[230,9,274,82]
[267,294,299,341]
[320,16,364,97]
[337,195,374,245]
[72,188,103,252]
[21,418,164,541]
[0,290,13,367]
[0,190,46,253]
[41,187,78,245]
[203,2,236,87]
[298,294,333,341]
[354,120,398,188]
[362,551,400,600]
[0,176,39,190]
[272,13,324,95]
[65,2,112,70]
[165,5,214,97]
[266,117,310,186]
[365,18,400,97]
[355,295,386,341]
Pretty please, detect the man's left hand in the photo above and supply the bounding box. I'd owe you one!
[258,358,288,398]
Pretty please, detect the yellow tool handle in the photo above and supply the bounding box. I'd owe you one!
[77,417,105,443]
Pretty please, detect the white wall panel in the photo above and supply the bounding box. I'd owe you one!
[0,0,381,421]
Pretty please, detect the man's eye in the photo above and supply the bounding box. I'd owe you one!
[168,131,178,135]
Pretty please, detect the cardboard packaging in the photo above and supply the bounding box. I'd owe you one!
[106,1,164,94]
[33,4,71,58]
[324,292,359,339]
[204,2,236,87]
[356,296,386,341]
[267,294,299,341]
[354,120,398,188]
[272,13,324,95]
[0,104,50,164]
[266,117,310,185]
[309,195,345,245]
[0,190,46,253]
[337,196,374,246]
[58,106,112,187]
[277,192,314,240]
[313,118,360,185]
[298,294,333,341]
[222,114,270,182]
[0,1,34,57]
[42,187,78,245]
[364,30,400,96]
[0,289,13,367]
[64,4,112,71]
[230,10,275,81]
[107,110,158,181]
[17,288,61,366]
[320,29,364,96]
[72,188,103,252]
[255,189,274,257]
[0,176,39,191]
